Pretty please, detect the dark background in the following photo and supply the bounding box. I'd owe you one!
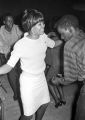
[0,0,85,29]
[0,0,82,18]
[0,0,72,18]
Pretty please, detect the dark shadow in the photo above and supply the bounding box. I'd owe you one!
[16,61,24,116]
[71,81,83,120]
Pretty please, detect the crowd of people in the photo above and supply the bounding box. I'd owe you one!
[0,8,84,120]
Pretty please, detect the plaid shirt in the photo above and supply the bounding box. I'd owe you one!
[64,30,85,82]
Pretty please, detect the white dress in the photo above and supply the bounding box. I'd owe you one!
[7,33,55,116]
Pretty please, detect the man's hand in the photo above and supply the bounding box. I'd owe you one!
[51,76,64,85]
[48,32,57,38]
[51,76,74,86]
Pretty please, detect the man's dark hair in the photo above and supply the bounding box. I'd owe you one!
[54,14,79,30]
[3,13,14,22]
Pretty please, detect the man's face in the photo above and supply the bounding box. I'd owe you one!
[58,27,73,41]
[5,16,14,31]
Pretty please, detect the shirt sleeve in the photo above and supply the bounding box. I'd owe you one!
[79,46,85,80]
[7,42,21,67]
[45,35,55,48]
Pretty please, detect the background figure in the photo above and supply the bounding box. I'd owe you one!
[46,31,66,108]
[0,13,23,100]
[51,14,85,120]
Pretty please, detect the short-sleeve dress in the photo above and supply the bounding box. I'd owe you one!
[7,33,55,116]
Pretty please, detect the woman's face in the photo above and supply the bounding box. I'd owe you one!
[32,21,45,36]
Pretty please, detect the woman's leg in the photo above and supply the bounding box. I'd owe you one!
[55,85,66,105]
[35,103,49,120]
[48,83,60,104]
[46,66,60,106]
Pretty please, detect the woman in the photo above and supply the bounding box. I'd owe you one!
[0,9,62,120]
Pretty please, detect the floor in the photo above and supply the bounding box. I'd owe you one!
[41,83,78,120]
[0,74,79,120]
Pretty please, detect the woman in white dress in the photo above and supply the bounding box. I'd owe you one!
[0,9,62,120]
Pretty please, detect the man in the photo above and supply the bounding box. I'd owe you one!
[0,13,23,100]
[51,15,85,120]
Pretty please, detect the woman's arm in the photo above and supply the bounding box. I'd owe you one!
[54,40,62,47]
[47,32,62,47]
[0,64,13,75]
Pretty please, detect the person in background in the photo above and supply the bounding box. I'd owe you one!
[51,14,85,120]
[46,30,66,108]
[0,9,62,120]
[0,13,23,100]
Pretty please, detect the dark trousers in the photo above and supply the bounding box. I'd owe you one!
[0,53,6,66]
[7,65,18,97]
[75,86,85,120]
[0,53,21,99]
[7,61,21,98]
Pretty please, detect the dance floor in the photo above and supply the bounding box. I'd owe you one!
[0,74,79,120]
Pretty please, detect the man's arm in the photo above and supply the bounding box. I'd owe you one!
[48,32,57,38]
[51,76,74,86]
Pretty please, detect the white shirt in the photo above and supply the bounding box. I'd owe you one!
[7,33,55,74]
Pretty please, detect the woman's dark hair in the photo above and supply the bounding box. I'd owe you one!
[22,9,44,32]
